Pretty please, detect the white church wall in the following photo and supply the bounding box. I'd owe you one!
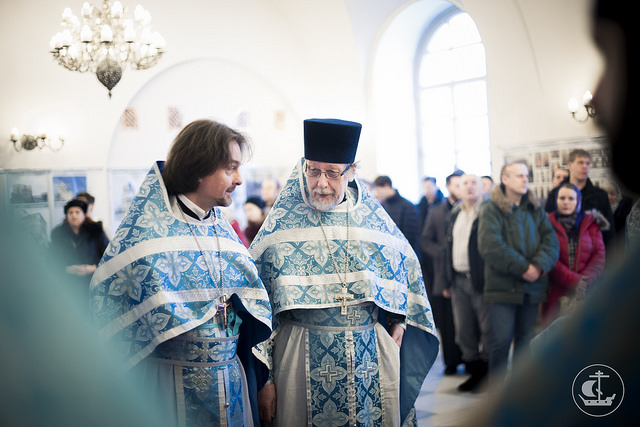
[0,0,365,231]
[0,0,605,230]
[0,0,364,171]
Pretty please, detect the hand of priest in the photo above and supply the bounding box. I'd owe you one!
[258,382,277,423]
[390,323,405,347]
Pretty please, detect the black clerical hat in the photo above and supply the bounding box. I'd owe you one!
[303,118,361,164]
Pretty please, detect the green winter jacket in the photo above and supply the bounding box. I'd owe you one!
[478,185,559,304]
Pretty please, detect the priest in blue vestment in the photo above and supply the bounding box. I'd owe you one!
[91,119,272,427]
[251,118,439,426]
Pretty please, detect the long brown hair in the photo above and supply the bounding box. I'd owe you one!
[162,119,249,195]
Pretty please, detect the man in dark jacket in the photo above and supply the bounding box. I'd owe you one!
[421,172,464,374]
[417,176,444,234]
[445,174,490,392]
[374,175,421,253]
[545,148,615,245]
[478,161,559,380]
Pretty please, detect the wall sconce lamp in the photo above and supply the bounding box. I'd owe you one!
[10,128,65,152]
[568,91,596,123]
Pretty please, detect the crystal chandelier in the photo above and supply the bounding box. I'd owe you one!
[50,1,165,98]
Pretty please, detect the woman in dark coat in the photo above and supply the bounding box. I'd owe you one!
[542,183,607,326]
[50,199,109,292]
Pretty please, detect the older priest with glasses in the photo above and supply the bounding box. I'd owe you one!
[251,118,439,426]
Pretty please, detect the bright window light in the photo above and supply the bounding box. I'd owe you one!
[417,11,491,189]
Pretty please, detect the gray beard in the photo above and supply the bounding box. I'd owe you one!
[308,195,340,212]
[306,187,342,212]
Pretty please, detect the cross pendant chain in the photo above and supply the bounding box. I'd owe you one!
[178,204,230,329]
[217,294,230,329]
[316,192,353,315]
[335,287,354,315]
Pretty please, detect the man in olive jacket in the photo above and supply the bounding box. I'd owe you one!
[478,161,559,381]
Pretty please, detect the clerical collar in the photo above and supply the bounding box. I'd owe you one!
[176,194,212,220]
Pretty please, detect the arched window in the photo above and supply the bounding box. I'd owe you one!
[416,10,491,187]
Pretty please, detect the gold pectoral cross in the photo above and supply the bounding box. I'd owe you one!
[217,294,230,329]
[335,287,353,315]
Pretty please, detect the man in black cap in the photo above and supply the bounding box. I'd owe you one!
[251,118,439,426]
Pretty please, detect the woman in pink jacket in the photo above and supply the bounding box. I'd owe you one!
[542,182,608,326]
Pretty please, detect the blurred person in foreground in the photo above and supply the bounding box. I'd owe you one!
[467,1,640,425]
[0,212,172,427]
[90,119,272,426]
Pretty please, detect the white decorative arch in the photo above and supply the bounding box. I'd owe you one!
[106,57,302,170]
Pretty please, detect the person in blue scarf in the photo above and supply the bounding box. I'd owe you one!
[251,118,439,426]
[91,119,272,426]
[542,182,607,326]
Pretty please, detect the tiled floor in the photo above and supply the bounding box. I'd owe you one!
[414,353,485,427]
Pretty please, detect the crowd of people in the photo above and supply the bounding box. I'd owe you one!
[41,130,637,425]
[369,146,636,394]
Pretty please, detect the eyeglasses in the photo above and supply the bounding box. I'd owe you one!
[305,164,351,180]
